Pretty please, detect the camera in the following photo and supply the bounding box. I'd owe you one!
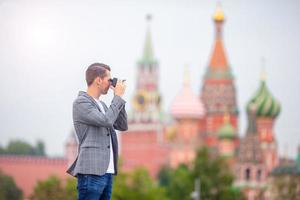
[109,78,126,87]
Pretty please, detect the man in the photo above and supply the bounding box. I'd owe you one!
[67,63,128,200]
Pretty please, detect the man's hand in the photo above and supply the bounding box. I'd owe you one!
[112,80,126,97]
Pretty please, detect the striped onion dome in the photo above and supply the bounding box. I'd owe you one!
[171,67,205,119]
[247,80,281,118]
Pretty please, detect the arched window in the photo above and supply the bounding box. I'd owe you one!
[256,169,262,181]
[245,168,251,181]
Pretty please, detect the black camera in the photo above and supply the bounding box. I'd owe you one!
[109,78,126,87]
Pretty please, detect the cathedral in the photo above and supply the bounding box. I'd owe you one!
[120,5,284,200]
[1,5,297,200]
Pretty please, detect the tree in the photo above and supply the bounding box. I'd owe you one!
[30,176,76,200]
[6,140,34,155]
[158,147,246,200]
[1,139,46,156]
[112,167,169,200]
[0,146,5,154]
[0,171,23,200]
[193,148,245,200]
[33,140,46,156]
[158,164,193,200]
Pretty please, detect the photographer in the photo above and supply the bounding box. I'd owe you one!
[67,63,128,200]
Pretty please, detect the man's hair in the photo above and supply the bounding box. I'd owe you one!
[85,63,111,86]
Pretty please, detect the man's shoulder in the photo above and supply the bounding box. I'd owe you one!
[73,92,91,105]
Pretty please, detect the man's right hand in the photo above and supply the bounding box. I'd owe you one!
[113,80,126,97]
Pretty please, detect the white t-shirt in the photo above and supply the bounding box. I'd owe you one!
[94,98,115,174]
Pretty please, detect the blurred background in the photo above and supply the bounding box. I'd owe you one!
[0,0,299,199]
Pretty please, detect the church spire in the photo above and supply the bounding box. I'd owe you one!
[201,4,238,143]
[183,64,190,87]
[214,3,225,38]
[207,4,231,77]
[260,57,267,81]
[139,14,157,65]
[130,14,162,123]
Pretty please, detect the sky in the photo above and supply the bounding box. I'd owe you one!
[0,0,299,158]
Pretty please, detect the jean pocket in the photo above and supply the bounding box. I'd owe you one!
[87,175,107,192]
[77,174,88,190]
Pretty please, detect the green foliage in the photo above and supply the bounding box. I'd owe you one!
[30,169,168,200]
[0,139,46,156]
[272,174,300,200]
[193,148,241,200]
[158,147,246,200]
[0,171,23,200]
[112,168,169,200]
[158,164,193,200]
[6,140,34,155]
[65,177,77,199]
[30,176,76,200]
[0,146,5,154]
[34,140,46,156]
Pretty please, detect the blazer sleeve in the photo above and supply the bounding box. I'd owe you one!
[73,95,126,128]
[113,105,128,131]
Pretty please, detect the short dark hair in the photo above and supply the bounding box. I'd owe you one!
[85,63,111,86]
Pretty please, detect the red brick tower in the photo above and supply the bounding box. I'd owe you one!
[120,15,169,177]
[235,106,267,200]
[65,130,78,168]
[201,6,238,150]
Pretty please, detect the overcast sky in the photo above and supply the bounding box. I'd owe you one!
[0,0,299,158]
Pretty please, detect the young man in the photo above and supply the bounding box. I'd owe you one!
[67,63,128,200]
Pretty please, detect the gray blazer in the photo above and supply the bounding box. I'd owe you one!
[67,91,128,177]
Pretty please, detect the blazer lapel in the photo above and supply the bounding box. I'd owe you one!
[83,93,103,113]
[100,101,108,112]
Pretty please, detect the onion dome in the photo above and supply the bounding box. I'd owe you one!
[247,79,281,118]
[218,113,235,139]
[171,67,205,119]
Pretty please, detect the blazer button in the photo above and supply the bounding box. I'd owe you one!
[107,133,109,136]
[107,145,110,149]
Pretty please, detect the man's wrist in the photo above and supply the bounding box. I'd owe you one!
[112,95,126,108]
[114,93,123,97]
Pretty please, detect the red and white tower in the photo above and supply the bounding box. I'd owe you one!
[235,106,267,200]
[201,5,239,150]
[247,70,281,173]
[121,15,168,177]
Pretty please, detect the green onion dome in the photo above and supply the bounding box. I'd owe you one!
[218,114,235,139]
[247,80,281,118]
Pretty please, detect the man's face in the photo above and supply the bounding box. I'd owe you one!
[98,70,111,94]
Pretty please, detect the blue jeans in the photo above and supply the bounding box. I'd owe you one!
[77,173,113,200]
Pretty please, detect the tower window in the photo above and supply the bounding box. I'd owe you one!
[245,168,251,181]
[256,169,262,182]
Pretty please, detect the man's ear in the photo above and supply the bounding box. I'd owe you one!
[98,76,104,84]
[95,76,101,86]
